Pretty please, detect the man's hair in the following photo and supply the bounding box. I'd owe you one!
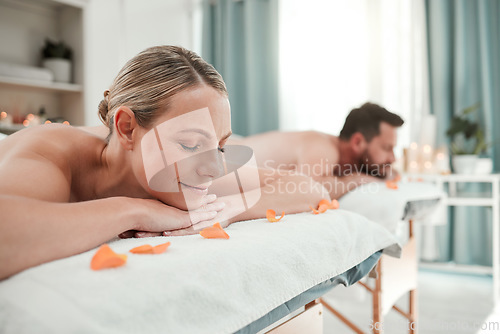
[339,102,404,141]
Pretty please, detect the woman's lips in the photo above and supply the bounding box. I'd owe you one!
[179,182,209,195]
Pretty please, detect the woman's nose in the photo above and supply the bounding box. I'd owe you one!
[197,149,224,179]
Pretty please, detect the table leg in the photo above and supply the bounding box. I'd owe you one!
[493,180,500,305]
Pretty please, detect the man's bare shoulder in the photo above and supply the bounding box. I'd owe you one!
[297,130,335,143]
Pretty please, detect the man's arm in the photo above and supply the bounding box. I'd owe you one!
[312,173,382,200]
[143,168,331,237]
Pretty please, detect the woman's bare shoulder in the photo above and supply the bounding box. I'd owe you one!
[2,123,99,149]
[0,124,106,170]
[0,124,105,201]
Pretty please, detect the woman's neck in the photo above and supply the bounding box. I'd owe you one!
[85,138,151,201]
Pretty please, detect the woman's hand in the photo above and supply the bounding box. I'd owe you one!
[159,193,244,237]
[120,194,225,238]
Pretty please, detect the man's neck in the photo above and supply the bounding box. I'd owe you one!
[337,139,357,168]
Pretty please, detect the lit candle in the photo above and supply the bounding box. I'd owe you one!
[407,142,419,173]
[408,161,419,174]
[0,111,13,125]
[434,147,450,174]
[422,145,433,161]
[423,161,434,174]
[421,144,434,173]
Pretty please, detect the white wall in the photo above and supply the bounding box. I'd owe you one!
[84,0,200,126]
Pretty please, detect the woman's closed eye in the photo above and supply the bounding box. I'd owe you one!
[180,143,201,152]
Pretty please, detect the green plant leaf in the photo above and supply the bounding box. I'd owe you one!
[461,103,480,116]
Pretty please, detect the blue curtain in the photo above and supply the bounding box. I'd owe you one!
[426,0,500,265]
[201,0,280,136]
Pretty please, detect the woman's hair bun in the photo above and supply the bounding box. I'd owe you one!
[98,90,110,126]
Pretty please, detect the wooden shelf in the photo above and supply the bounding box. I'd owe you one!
[0,75,82,93]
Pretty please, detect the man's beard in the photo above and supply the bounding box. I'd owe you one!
[357,151,392,178]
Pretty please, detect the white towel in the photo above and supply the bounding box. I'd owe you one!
[0,211,399,334]
[339,181,446,236]
[0,62,54,82]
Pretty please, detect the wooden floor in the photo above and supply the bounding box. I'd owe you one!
[322,269,495,334]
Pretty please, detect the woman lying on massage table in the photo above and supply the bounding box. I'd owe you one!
[0,46,328,280]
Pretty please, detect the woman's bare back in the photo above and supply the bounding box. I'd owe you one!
[0,124,106,203]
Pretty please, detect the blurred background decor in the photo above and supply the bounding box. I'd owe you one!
[41,38,73,83]
[446,103,491,174]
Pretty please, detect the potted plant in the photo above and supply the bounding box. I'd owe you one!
[446,103,490,174]
[41,39,72,83]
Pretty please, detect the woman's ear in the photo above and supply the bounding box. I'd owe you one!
[350,132,367,155]
[113,106,138,150]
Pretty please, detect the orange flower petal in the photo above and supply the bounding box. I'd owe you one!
[330,199,340,210]
[200,222,230,239]
[318,199,332,208]
[153,242,171,254]
[91,244,127,270]
[310,205,320,214]
[386,181,398,190]
[393,174,402,182]
[310,205,326,215]
[266,209,285,222]
[129,244,154,254]
[317,199,340,210]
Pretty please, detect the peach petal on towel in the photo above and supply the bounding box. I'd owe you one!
[130,242,171,254]
[153,242,171,254]
[266,209,285,222]
[318,199,340,210]
[200,222,230,239]
[385,180,399,190]
[310,204,328,215]
[129,244,154,254]
[91,244,127,270]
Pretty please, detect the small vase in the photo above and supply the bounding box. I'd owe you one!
[452,155,478,174]
[42,58,72,83]
[475,158,493,174]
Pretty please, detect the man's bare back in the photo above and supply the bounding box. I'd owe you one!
[230,130,340,178]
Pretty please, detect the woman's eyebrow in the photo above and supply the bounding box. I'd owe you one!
[178,128,213,138]
[177,129,232,142]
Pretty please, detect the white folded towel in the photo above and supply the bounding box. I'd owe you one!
[339,181,447,243]
[0,210,399,334]
[0,62,54,82]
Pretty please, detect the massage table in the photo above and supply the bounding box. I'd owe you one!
[324,181,445,334]
[0,210,400,334]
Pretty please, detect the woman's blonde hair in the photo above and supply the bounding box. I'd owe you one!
[98,45,227,132]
